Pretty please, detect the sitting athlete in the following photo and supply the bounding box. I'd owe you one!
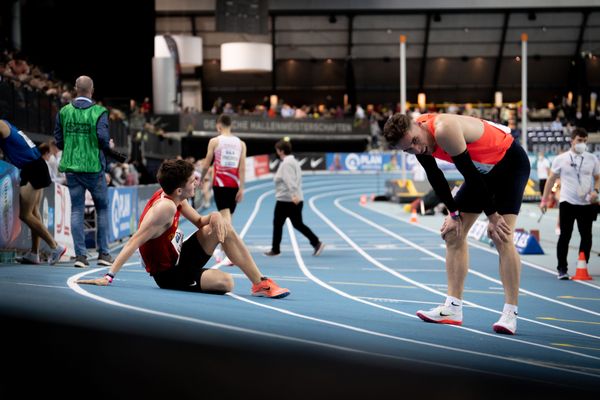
[383,112,530,335]
[77,159,289,299]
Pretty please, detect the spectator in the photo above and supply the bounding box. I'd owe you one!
[54,75,113,268]
[355,104,365,120]
[550,116,563,131]
[541,128,600,280]
[0,119,66,265]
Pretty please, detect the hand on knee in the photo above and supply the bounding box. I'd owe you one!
[444,232,465,249]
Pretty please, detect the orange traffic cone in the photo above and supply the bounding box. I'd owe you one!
[572,251,593,281]
[409,208,418,223]
[359,195,367,205]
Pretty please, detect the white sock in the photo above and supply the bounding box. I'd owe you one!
[444,296,462,310]
[503,304,518,315]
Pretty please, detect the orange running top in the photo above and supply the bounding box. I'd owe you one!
[417,113,514,174]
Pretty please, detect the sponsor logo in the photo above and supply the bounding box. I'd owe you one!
[189,281,198,287]
[344,153,382,171]
[269,159,280,170]
[439,311,452,317]
[0,176,13,244]
[310,157,323,168]
[111,190,133,240]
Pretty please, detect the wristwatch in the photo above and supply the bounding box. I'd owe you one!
[449,210,460,220]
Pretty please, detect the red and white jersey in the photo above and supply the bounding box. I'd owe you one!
[213,135,242,188]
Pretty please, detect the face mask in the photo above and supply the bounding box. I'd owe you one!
[574,143,587,154]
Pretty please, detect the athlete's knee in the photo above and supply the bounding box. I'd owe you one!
[492,235,513,251]
[444,231,465,248]
[213,272,234,292]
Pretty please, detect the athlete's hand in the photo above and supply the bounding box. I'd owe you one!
[235,189,244,203]
[76,276,111,286]
[440,215,461,241]
[208,212,227,243]
[487,213,511,243]
[291,195,300,205]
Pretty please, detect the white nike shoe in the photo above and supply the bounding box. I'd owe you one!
[416,305,463,326]
[492,311,517,335]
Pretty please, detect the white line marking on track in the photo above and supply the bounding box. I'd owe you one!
[285,218,600,372]
[327,191,600,336]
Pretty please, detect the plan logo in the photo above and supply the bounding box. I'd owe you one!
[344,153,382,171]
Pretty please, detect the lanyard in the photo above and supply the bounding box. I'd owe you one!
[569,153,584,185]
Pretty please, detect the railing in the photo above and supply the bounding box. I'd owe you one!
[1,79,60,136]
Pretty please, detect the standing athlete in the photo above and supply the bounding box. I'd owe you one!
[78,159,289,299]
[384,113,530,335]
[201,114,246,264]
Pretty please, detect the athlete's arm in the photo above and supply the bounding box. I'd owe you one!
[201,138,217,181]
[180,200,226,242]
[0,120,10,138]
[236,141,246,203]
[416,154,462,239]
[415,154,458,212]
[77,200,176,286]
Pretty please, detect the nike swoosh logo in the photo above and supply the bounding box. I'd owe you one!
[439,312,452,317]
[189,281,198,287]
[298,158,307,166]
[451,302,460,306]
[310,157,323,168]
[269,159,279,169]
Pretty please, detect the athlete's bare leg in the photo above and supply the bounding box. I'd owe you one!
[491,214,520,305]
[443,212,479,300]
[19,183,57,251]
[219,208,232,224]
[196,223,262,289]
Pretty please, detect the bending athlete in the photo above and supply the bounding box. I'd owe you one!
[384,113,530,335]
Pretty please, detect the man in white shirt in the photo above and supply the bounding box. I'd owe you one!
[541,128,600,280]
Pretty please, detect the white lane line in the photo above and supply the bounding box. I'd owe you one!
[67,177,599,383]
[225,294,564,384]
[307,189,600,343]
[329,281,417,289]
[357,297,454,306]
[285,219,600,374]
[320,191,600,339]
[365,200,600,291]
[66,269,406,359]
[339,194,600,317]
[14,282,68,289]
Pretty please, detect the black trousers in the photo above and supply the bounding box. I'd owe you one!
[271,201,319,253]
[557,201,596,272]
